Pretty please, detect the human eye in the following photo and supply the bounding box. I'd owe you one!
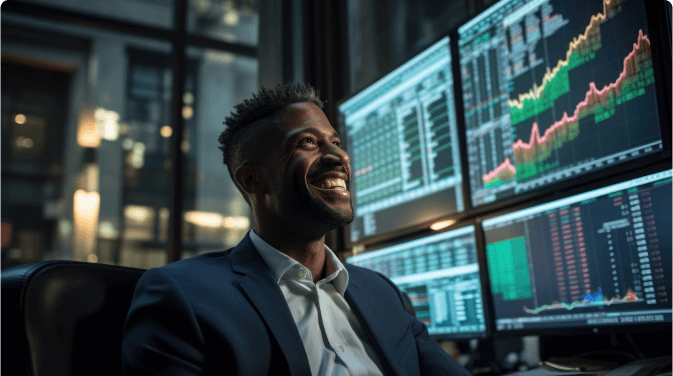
[300,137,316,145]
[298,136,341,148]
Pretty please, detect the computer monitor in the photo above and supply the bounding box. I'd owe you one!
[346,225,487,339]
[458,0,667,208]
[482,169,672,334]
[338,36,464,245]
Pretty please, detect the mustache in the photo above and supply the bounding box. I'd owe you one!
[307,166,349,182]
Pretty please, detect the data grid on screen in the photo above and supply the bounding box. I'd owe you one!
[482,170,672,332]
[458,0,663,207]
[347,226,487,338]
[339,36,463,244]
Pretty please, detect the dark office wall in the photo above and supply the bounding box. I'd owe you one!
[347,0,495,95]
[258,0,284,89]
[258,0,306,88]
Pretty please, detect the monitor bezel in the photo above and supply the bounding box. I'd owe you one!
[338,0,672,251]
[452,0,672,216]
[477,161,672,338]
[336,33,472,249]
[343,220,492,341]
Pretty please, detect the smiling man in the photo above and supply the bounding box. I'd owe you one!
[231,99,353,284]
[121,83,472,376]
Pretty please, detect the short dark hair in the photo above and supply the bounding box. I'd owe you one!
[218,82,325,205]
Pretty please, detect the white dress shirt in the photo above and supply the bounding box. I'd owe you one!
[249,229,386,376]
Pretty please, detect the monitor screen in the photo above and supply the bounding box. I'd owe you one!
[338,36,464,244]
[458,0,664,207]
[482,170,672,332]
[346,225,487,339]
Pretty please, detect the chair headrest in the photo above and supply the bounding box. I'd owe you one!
[1,261,147,376]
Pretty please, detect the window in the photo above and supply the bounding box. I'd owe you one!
[181,46,257,259]
[1,1,258,270]
[16,0,175,29]
[187,0,259,46]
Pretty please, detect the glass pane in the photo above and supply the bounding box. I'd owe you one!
[180,46,257,259]
[120,48,174,269]
[1,13,173,270]
[12,0,174,29]
[187,0,259,46]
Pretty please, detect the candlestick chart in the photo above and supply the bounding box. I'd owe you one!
[459,0,664,207]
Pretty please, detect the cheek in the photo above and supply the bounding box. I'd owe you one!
[293,154,310,175]
[285,154,310,187]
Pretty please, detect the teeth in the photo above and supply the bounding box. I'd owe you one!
[316,178,346,190]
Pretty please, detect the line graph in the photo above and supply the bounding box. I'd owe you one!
[509,0,619,111]
[461,0,663,207]
[523,287,639,315]
[484,29,653,185]
[483,158,517,188]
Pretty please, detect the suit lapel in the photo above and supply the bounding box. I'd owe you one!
[230,233,311,376]
[345,277,406,376]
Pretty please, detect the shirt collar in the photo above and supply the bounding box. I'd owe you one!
[249,229,349,296]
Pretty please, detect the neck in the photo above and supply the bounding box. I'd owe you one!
[254,222,330,283]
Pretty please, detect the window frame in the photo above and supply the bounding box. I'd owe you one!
[3,0,258,263]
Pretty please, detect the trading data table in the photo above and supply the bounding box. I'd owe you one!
[483,170,671,331]
[347,226,486,338]
[340,36,463,243]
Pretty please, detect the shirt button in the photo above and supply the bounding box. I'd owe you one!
[338,345,344,352]
[298,270,306,279]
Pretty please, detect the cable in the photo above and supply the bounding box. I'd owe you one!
[624,333,646,360]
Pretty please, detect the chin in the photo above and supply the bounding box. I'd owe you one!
[294,185,354,228]
[310,197,354,228]
[324,207,355,228]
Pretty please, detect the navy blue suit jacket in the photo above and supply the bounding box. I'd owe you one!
[121,232,472,375]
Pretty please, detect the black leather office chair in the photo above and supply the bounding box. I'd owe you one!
[1,260,146,376]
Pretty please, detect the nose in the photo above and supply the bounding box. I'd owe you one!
[321,144,350,166]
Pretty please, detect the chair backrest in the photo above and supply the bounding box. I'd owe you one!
[1,260,146,376]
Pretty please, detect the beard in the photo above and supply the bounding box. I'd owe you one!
[288,174,354,228]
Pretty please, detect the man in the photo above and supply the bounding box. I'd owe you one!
[121,82,472,375]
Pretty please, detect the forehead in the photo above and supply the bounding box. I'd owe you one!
[251,102,338,164]
[272,102,332,133]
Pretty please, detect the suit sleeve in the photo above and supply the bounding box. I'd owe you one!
[376,272,473,376]
[121,268,206,375]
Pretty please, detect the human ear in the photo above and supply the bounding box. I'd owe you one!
[234,164,267,195]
